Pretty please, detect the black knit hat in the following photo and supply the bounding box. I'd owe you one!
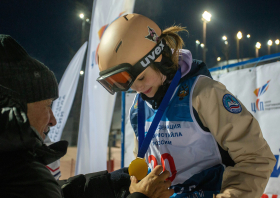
[0,35,58,103]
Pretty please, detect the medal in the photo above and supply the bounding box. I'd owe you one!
[128,157,148,181]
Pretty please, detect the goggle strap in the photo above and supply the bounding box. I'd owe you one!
[132,39,167,73]
[99,63,131,76]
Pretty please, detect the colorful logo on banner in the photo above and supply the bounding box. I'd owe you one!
[251,80,271,112]
[92,11,126,68]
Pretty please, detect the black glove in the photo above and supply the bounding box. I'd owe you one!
[60,174,86,198]
[109,167,131,198]
[60,168,131,198]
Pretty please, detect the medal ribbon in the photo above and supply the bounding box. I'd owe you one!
[137,68,181,158]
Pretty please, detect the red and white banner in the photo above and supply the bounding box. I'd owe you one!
[216,61,280,197]
[75,0,135,174]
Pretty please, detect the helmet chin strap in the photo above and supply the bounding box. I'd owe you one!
[140,82,170,109]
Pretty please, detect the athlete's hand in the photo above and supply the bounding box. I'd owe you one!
[129,165,174,198]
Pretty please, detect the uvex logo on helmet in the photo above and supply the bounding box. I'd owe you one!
[140,41,165,67]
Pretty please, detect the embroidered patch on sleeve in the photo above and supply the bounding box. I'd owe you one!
[222,94,242,114]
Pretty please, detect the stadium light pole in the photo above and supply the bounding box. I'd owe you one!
[202,11,211,63]
[196,40,200,59]
[275,39,279,53]
[79,13,86,44]
[79,13,91,45]
[255,42,261,58]
[200,43,205,58]
[247,34,251,57]
[267,40,273,55]
[236,31,242,62]
[222,36,229,65]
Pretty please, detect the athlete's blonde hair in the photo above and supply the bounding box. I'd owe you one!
[150,25,188,78]
[161,25,188,69]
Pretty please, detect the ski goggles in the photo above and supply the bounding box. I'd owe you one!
[97,39,168,95]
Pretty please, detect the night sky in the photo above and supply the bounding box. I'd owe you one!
[1,0,280,83]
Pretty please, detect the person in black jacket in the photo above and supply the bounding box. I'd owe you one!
[0,34,174,198]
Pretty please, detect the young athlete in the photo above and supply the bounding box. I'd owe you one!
[96,14,276,198]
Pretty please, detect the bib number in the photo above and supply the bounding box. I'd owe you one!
[148,153,177,182]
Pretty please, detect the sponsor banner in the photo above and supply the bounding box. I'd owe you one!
[215,61,280,195]
[75,0,135,174]
[124,92,137,166]
[48,42,88,142]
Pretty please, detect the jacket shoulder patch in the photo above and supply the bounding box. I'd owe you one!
[222,94,242,114]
